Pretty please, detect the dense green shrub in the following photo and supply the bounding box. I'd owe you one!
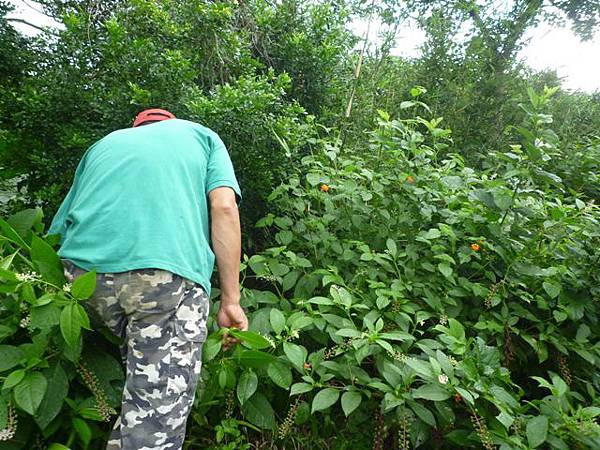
[190,89,600,449]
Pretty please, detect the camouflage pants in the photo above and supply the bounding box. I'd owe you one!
[61,259,209,450]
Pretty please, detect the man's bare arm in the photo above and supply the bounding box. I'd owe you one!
[209,187,248,331]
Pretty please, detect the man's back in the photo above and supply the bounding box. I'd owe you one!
[49,118,242,296]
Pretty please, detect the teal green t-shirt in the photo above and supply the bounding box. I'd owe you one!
[48,119,242,297]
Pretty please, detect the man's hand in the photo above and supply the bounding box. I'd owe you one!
[217,302,249,351]
[217,302,248,330]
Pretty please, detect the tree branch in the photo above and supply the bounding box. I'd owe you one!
[6,17,57,35]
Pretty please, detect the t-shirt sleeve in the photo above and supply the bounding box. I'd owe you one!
[206,134,242,206]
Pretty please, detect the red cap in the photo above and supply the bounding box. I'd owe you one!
[133,108,176,127]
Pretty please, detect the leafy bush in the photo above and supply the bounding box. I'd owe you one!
[0,209,124,448]
[191,90,600,449]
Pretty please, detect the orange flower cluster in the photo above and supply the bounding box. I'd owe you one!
[406,175,415,184]
[471,243,481,252]
[320,184,330,192]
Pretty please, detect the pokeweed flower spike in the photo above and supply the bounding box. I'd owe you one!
[277,396,301,440]
[76,359,116,422]
[0,401,17,441]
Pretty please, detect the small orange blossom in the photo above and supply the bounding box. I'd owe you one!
[320,184,330,192]
[406,175,415,184]
[471,243,481,252]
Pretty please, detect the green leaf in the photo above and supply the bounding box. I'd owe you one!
[241,392,276,429]
[71,270,97,300]
[30,303,61,331]
[408,400,436,427]
[203,334,222,362]
[438,263,452,278]
[0,345,24,372]
[60,303,82,348]
[330,285,352,307]
[341,391,361,417]
[7,209,43,238]
[14,372,47,415]
[527,415,548,448]
[283,342,307,369]
[2,369,25,390]
[270,308,286,335]
[386,238,397,257]
[34,362,69,429]
[290,382,313,396]
[412,384,451,401]
[311,388,340,413]
[267,361,292,388]
[76,303,92,330]
[236,350,277,368]
[542,281,561,299]
[228,329,272,350]
[30,235,65,286]
[0,218,29,249]
[306,173,322,187]
[73,417,92,447]
[48,444,71,450]
[237,370,258,405]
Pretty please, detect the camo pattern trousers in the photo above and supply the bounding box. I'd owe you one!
[61,259,209,450]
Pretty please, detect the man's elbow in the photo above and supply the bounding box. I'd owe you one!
[211,202,238,217]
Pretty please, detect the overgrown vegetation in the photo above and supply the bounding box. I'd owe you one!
[0,0,599,448]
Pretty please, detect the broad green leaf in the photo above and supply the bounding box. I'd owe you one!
[60,303,82,348]
[290,382,313,396]
[228,329,272,350]
[48,444,71,450]
[270,308,286,335]
[283,342,307,369]
[330,285,352,307]
[542,281,561,299]
[7,209,43,238]
[0,218,29,249]
[408,400,436,427]
[34,362,69,429]
[306,173,322,187]
[379,331,415,342]
[386,238,397,257]
[237,370,258,405]
[71,270,97,300]
[72,417,92,448]
[438,263,452,278]
[76,303,92,330]
[341,391,361,417]
[412,384,451,401]
[312,388,339,413]
[30,235,65,286]
[236,350,276,368]
[0,345,24,372]
[30,303,61,331]
[267,361,292,388]
[202,334,222,362]
[2,369,25,390]
[241,392,276,429]
[526,415,548,448]
[14,372,47,414]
